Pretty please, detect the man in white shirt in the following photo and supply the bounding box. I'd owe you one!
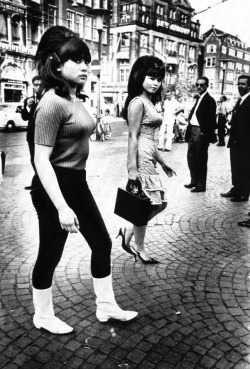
[158,90,179,151]
[184,76,217,192]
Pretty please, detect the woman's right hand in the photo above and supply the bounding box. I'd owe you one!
[128,170,140,193]
[58,205,80,233]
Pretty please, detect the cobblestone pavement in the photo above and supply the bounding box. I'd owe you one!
[1,126,250,369]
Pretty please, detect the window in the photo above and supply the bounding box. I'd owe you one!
[189,46,195,59]
[85,16,92,40]
[119,69,129,83]
[206,58,211,67]
[67,11,74,31]
[156,4,164,16]
[140,34,148,49]
[180,13,188,24]
[93,18,98,41]
[207,45,216,53]
[237,50,243,59]
[228,62,234,69]
[179,43,186,56]
[222,45,227,54]
[169,9,176,19]
[229,48,235,56]
[121,33,130,47]
[102,27,107,44]
[91,82,96,93]
[93,0,108,8]
[155,37,163,54]
[212,57,216,66]
[244,65,250,73]
[245,54,250,61]
[85,0,91,5]
[236,62,242,70]
[76,14,84,37]
[48,6,57,28]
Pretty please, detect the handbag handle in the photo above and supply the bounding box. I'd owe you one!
[126,179,144,197]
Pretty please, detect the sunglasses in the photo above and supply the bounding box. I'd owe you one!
[195,83,206,87]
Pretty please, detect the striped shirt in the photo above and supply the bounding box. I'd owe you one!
[34,89,95,170]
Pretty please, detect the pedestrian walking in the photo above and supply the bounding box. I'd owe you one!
[184,76,217,192]
[158,90,179,151]
[30,25,137,335]
[216,95,228,146]
[221,74,250,210]
[21,75,44,174]
[118,55,176,264]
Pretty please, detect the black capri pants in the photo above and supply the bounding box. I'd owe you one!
[31,166,112,289]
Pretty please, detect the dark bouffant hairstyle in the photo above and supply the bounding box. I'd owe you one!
[123,55,165,121]
[35,26,91,100]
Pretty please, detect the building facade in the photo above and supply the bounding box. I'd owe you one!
[202,26,250,98]
[0,0,110,110]
[106,0,201,109]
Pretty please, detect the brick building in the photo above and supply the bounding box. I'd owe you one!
[202,26,250,98]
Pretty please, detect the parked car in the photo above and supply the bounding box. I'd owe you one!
[0,104,28,132]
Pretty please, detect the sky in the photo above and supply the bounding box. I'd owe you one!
[189,0,250,46]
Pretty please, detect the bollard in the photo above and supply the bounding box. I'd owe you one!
[1,151,6,175]
[0,151,6,184]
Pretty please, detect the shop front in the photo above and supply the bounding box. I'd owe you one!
[0,60,27,104]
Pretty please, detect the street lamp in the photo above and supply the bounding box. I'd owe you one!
[220,59,229,95]
[88,7,111,140]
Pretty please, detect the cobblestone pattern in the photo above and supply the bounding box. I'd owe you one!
[1,129,250,369]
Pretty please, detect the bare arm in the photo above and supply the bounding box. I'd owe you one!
[127,99,143,183]
[34,144,79,233]
[154,147,176,177]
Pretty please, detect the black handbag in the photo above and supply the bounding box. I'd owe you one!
[114,180,151,226]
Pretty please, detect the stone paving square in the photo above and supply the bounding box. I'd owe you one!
[0,127,250,368]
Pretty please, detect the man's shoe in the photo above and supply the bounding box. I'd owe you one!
[231,196,249,202]
[184,183,196,189]
[158,147,163,150]
[238,219,250,227]
[191,187,206,193]
[216,143,225,146]
[220,189,237,198]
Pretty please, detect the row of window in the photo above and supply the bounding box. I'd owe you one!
[120,32,195,58]
[206,57,250,72]
[48,7,108,43]
[207,44,250,60]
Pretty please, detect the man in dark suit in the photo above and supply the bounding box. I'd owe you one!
[221,75,250,213]
[21,76,43,173]
[184,76,217,192]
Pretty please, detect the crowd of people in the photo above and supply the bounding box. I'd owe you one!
[18,25,250,334]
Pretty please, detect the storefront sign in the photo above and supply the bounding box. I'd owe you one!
[156,19,190,35]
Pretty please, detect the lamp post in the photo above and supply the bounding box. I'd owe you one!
[87,7,110,140]
[220,59,229,95]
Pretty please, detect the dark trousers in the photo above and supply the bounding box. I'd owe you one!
[27,140,36,173]
[187,126,209,188]
[31,167,112,289]
[230,146,250,197]
[217,114,227,145]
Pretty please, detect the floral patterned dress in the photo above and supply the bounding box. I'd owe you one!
[128,96,167,206]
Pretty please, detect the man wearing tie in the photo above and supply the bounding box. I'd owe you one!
[221,75,250,209]
[184,76,217,192]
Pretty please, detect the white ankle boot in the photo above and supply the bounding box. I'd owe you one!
[92,275,138,322]
[32,287,73,334]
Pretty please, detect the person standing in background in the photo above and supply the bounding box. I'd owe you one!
[184,76,217,192]
[221,75,250,205]
[158,90,179,152]
[21,76,44,173]
[216,95,228,146]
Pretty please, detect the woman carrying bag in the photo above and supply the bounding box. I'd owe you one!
[30,26,137,334]
[117,55,176,264]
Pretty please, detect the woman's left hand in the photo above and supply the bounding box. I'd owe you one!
[161,163,176,178]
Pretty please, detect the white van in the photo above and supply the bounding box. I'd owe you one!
[0,104,28,132]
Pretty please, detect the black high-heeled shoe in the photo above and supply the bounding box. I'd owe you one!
[116,228,137,261]
[136,251,160,265]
